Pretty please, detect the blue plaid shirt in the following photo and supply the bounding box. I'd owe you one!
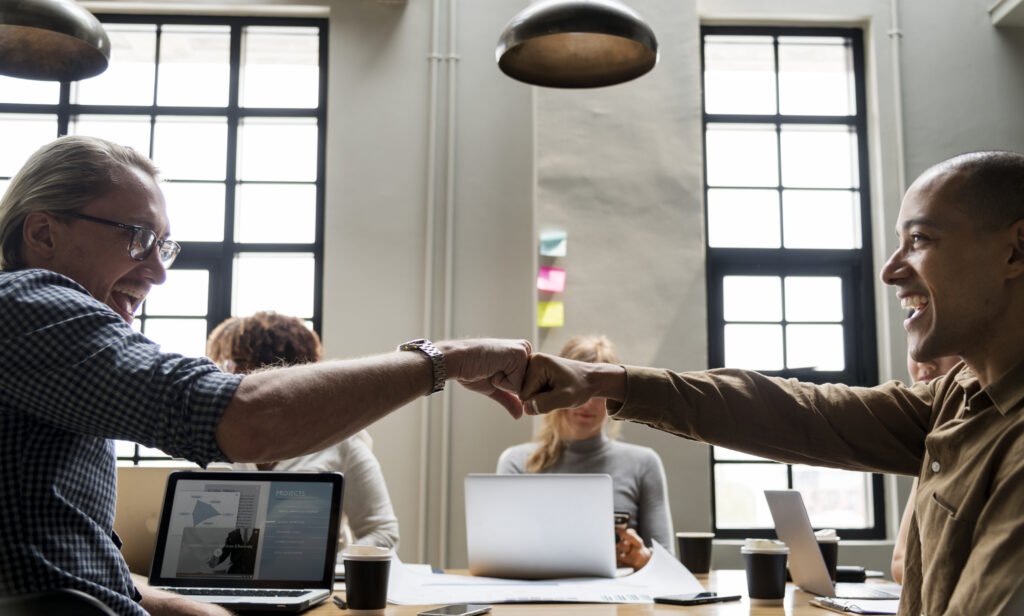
[0,269,243,615]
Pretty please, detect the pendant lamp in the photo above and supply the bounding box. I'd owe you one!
[0,0,111,81]
[496,0,657,88]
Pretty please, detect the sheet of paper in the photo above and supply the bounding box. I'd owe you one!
[386,541,704,605]
[537,301,564,328]
[537,266,566,293]
[539,231,568,257]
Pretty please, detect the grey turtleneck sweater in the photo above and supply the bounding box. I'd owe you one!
[496,433,674,554]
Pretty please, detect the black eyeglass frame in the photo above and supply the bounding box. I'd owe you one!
[61,211,180,266]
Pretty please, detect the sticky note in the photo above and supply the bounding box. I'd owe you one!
[537,266,566,293]
[539,230,567,257]
[537,301,564,328]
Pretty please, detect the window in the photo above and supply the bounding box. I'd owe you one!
[0,15,327,465]
[701,26,883,539]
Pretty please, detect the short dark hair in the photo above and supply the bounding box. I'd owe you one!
[931,151,1024,231]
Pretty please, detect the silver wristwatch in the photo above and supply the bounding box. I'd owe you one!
[398,338,446,395]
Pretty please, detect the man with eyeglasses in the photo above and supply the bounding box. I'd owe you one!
[0,135,532,616]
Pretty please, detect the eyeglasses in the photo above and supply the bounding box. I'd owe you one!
[61,211,180,266]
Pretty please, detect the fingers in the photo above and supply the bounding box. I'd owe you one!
[488,389,524,419]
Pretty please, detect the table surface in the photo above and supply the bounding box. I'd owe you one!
[303,570,836,615]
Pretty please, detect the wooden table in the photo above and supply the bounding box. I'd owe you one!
[304,570,830,615]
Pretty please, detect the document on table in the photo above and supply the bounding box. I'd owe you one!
[387,541,704,605]
[810,597,900,614]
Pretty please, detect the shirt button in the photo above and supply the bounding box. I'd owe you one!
[931,461,941,473]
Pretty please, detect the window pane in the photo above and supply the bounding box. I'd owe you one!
[70,115,152,156]
[703,35,776,115]
[138,444,175,459]
[724,276,782,322]
[794,466,873,528]
[707,189,780,248]
[0,115,58,176]
[114,440,137,458]
[780,125,858,189]
[157,25,231,107]
[161,182,226,242]
[0,180,9,201]
[784,276,843,322]
[714,446,771,462]
[706,124,778,187]
[233,253,315,318]
[241,26,320,108]
[725,324,783,370]
[237,118,318,182]
[782,189,861,249]
[143,318,209,357]
[786,324,845,371]
[153,116,227,181]
[714,463,788,528]
[778,37,855,116]
[73,25,156,106]
[0,75,59,104]
[144,269,209,316]
[235,183,316,243]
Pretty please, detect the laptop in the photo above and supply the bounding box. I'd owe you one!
[149,470,344,612]
[115,465,198,574]
[764,490,901,600]
[464,473,617,579]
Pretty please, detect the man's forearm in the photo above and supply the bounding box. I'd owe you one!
[134,575,233,616]
[216,338,530,463]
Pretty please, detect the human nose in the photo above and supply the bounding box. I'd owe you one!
[879,247,907,286]
[140,245,168,285]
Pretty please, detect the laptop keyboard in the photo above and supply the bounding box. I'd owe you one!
[172,588,308,597]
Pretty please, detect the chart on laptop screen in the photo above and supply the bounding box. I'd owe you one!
[157,478,334,582]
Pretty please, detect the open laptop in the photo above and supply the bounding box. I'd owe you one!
[464,473,617,579]
[764,490,901,600]
[115,465,197,574]
[149,470,344,612]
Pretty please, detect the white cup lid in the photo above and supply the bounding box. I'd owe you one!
[342,545,393,561]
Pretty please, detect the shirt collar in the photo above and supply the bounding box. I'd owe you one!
[981,357,1024,416]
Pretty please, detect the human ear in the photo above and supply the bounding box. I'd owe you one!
[1006,219,1024,280]
[21,211,59,263]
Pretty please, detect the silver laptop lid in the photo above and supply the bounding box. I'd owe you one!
[148,470,344,594]
[465,473,616,579]
[764,489,836,597]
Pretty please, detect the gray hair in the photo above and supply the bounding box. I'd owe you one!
[0,135,159,271]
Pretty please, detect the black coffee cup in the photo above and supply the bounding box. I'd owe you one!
[675,532,714,574]
[741,540,789,605]
[817,537,840,583]
[342,545,392,613]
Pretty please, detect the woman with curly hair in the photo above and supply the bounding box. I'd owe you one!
[207,311,399,551]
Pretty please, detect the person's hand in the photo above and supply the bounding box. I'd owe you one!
[439,339,532,418]
[615,527,652,570]
[519,353,626,415]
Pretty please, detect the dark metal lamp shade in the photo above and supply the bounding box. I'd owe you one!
[0,0,111,81]
[496,0,657,88]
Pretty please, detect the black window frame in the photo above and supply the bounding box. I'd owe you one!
[701,25,884,540]
[0,14,328,466]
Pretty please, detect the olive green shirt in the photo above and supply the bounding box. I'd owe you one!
[609,361,1024,616]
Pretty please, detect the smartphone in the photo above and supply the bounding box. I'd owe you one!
[653,592,742,605]
[614,511,629,543]
[417,604,492,616]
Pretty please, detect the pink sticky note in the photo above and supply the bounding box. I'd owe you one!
[537,266,566,293]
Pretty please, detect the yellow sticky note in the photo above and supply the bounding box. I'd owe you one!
[537,301,564,328]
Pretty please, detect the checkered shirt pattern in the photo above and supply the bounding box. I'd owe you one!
[0,269,243,615]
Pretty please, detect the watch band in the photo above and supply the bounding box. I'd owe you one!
[398,338,446,395]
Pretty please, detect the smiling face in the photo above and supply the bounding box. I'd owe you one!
[880,168,1011,370]
[31,165,170,323]
[560,396,608,440]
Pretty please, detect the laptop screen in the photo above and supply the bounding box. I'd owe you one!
[148,470,344,589]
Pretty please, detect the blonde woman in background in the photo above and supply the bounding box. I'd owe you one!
[496,335,673,570]
[207,311,400,552]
